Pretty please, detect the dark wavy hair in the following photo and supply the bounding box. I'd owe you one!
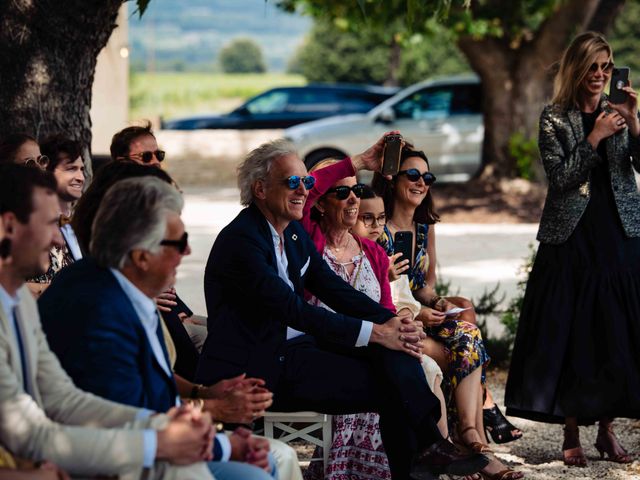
[0,133,37,165]
[40,134,83,172]
[371,145,440,225]
[72,160,173,254]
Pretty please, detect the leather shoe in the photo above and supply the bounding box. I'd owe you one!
[410,438,489,478]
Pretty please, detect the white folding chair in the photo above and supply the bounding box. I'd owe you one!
[263,411,332,475]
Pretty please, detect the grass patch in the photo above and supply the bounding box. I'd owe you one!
[130,72,306,122]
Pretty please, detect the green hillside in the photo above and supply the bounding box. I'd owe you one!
[128,0,311,72]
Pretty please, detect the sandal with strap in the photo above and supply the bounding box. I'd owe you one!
[459,426,493,454]
[562,426,587,467]
[563,446,587,467]
[594,425,632,464]
[483,405,523,444]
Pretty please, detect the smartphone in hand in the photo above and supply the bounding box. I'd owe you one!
[393,231,413,273]
[382,134,403,176]
[609,67,630,104]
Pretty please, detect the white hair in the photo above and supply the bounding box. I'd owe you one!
[90,177,183,269]
[237,139,298,206]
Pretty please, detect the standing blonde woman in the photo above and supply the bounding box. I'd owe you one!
[506,31,640,466]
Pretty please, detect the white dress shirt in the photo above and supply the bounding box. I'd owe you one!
[60,224,83,261]
[267,222,373,346]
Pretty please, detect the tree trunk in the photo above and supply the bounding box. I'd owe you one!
[457,0,609,181]
[385,35,402,87]
[0,0,123,176]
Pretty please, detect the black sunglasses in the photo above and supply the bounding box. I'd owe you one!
[589,61,614,73]
[160,232,189,254]
[285,175,316,190]
[397,169,436,186]
[128,150,166,164]
[326,183,366,200]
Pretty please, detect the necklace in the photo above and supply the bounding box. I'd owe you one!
[328,233,351,252]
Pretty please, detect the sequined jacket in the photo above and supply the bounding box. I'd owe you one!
[537,97,640,244]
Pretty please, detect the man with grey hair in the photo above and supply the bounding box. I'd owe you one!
[40,177,276,480]
[197,135,488,480]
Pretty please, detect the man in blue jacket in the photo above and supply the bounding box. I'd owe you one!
[40,176,273,480]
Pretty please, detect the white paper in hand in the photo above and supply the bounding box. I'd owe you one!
[444,307,471,318]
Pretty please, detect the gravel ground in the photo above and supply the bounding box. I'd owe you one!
[292,369,640,479]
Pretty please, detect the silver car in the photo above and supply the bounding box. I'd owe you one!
[284,75,484,182]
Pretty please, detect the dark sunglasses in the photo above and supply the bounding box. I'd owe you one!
[128,150,166,164]
[326,183,366,200]
[285,175,316,190]
[589,61,614,73]
[397,169,436,185]
[160,232,189,254]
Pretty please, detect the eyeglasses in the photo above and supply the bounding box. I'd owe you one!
[23,155,50,169]
[160,232,189,254]
[589,61,614,73]
[126,150,165,164]
[326,183,366,200]
[284,175,316,190]
[396,169,436,186]
[359,213,386,227]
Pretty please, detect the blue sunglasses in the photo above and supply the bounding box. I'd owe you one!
[285,175,316,190]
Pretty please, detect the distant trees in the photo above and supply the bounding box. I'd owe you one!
[219,38,267,73]
[288,18,468,86]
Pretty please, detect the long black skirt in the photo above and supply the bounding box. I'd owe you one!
[505,170,640,424]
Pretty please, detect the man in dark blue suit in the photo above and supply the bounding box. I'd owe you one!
[40,176,277,480]
[196,136,488,480]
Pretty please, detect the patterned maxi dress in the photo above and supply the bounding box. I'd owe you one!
[378,224,490,417]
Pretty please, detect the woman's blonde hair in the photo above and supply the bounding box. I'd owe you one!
[552,31,612,110]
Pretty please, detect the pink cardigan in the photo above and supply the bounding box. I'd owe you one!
[301,158,396,313]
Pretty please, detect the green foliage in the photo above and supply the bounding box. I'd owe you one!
[608,1,640,87]
[129,72,305,121]
[219,38,267,74]
[288,18,469,85]
[397,29,470,85]
[287,19,391,84]
[508,132,539,181]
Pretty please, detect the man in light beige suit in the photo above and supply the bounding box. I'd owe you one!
[0,164,214,479]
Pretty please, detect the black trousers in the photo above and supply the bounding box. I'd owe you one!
[271,336,443,480]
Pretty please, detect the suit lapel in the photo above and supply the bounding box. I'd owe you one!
[567,108,584,144]
[283,225,302,291]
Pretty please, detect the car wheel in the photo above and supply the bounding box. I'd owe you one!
[304,148,347,170]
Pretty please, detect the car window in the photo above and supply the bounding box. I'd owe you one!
[393,87,453,120]
[245,91,290,114]
[337,92,385,113]
[392,84,483,120]
[285,90,341,113]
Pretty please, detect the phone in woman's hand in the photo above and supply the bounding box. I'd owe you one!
[609,67,630,104]
[394,231,413,273]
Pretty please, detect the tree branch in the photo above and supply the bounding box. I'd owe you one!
[587,0,627,34]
